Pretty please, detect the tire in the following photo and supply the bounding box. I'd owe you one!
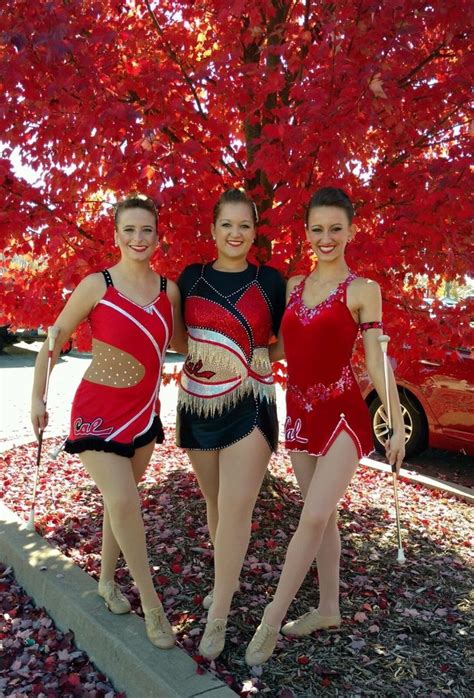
[60,340,73,355]
[0,325,15,352]
[369,391,428,458]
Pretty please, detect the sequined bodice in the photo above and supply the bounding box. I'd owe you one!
[178,263,284,417]
[282,274,359,391]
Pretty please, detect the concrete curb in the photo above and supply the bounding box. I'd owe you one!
[0,501,235,698]
[360,457,474,504]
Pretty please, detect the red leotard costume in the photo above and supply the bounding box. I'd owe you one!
[65,271,172,458]
[282,272,375,459]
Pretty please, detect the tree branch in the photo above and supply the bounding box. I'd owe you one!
[388,103,466,167]
[398,43,446,87]
[143,0,207,120]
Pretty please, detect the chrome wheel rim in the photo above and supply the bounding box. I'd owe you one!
[373,404,412,446]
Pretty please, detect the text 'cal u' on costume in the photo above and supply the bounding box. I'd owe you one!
[65,270,173,458]
[282,272,379,458]
[176,263,286,451]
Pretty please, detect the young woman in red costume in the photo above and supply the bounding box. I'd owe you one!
[245,187,405,665]
[176,189,286,660]
[31,195,187,649]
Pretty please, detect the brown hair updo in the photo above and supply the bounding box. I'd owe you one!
[114,194,158,228]
[212,189,259,226]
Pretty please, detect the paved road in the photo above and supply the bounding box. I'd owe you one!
[0,342,182,450]
[1,342,472,488]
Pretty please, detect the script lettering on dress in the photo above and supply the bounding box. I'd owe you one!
[285,416,309,444]
[73,417,114,437]
[184,357,216,380]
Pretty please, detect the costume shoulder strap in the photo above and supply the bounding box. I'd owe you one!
[160,275,167,293]
[341,272,357,302]
[102,269,114,287]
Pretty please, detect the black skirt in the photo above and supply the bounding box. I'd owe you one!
[176,393,278,452]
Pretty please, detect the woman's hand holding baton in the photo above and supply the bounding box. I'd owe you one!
[378,334,406,564]
[27,325,60,531]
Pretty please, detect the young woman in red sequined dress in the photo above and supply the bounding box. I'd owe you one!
[245,187,405,665]
[31,196,187,650]
[176,189,286,660]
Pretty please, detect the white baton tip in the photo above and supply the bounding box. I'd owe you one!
[25,511,36,531]
[48,326,60,339]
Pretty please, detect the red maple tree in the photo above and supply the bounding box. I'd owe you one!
[0,0,472,356]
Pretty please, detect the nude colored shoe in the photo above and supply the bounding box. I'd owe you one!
[245,620,280,666]
[198,617,227,660]
[281,609,341,637]
[97,580,131,615]
[144,605,176,649]
[202,582,240,610]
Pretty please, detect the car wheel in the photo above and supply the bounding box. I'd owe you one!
[369,392,427,458]
[60,340,73,355]
[0,325,15,352]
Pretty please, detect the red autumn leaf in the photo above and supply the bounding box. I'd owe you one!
[297,655,310,665]
[155,575,170,586]
[66,673,81,688]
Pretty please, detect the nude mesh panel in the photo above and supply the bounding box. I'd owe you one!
[84,339,145,388]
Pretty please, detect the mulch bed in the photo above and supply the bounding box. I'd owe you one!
[0,564,121,697]
[1,430,473,697]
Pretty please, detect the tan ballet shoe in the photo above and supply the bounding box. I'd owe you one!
[281,609,341,637]
[144,605,176,649]
[97,580,131,615]
[245,620,280,666]
[198,617,227,660]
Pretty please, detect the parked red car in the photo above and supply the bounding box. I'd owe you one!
[356,347,474,458]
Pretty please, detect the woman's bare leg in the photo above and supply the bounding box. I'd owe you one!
[292,453,341,617]
[81,450,160,612]
[187,449,220,544]
[209,429,271,621]
[264,431,358,627]
[99,441,156,585]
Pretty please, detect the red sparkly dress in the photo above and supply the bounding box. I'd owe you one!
[177,263,286,451]
[65,270,172,458]
[282,272,374,459]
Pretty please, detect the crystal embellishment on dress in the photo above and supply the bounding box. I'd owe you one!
[288,272,357,327]
[287,365,355,410]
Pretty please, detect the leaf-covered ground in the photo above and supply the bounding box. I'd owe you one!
[1,431,473,697]
[0,563,122,697]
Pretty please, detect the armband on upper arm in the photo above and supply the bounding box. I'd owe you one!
[360,321,383,332]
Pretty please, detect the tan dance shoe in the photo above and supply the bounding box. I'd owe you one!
[198,617,227,660]
[97,580,131,615]
[144,605,176,649]
[202,582,240,610]
[245,620,280,666]
[281,609,341,636]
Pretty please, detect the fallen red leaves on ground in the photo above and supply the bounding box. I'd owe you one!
[0,563,122,697]
[1,430,473,696]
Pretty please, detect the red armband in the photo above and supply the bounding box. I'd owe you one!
[360,321,383,332]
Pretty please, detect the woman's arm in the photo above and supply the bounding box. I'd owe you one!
[358,279,405,471]
[167,279,188,355]
[269,275,303,363]
[31,273,104,439]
